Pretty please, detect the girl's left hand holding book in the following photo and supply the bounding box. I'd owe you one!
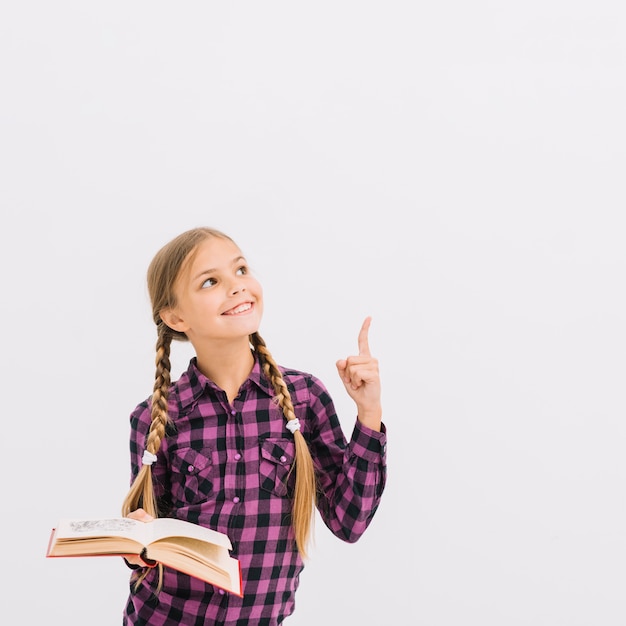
[124,508,156,568]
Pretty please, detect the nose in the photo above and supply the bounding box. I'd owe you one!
[230,281,246,295]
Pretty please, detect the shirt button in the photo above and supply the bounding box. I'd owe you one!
[218,589,225,595]
[233,496,240,503]
[234,453,241,461]
[231,409,236,415]
[280,455,287,463]
[188,465,194,472]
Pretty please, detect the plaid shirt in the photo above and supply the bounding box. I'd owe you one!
[123,356,387,625]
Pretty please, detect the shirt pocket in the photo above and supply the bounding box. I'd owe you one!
[169,447,214,506]
[259,438,296,497]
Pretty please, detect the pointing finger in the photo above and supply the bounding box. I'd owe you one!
[358,316,372,356]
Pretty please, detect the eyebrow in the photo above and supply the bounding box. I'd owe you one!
[192,256,247,281]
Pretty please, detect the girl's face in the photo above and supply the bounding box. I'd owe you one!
[162,236,264,344]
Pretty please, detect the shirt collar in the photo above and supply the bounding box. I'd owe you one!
[173,353,274,411]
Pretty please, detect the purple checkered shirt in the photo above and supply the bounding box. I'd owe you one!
[123,356,387,625]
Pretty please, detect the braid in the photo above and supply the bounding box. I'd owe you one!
[144,322,172,471]
[122,323,173,591]
[251,332,317,558]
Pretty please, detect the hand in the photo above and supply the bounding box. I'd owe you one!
[335,316,382,431]
[127,508,155,523]
[124,508,157,567]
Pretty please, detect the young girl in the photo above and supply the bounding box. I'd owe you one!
[121,227,387,625]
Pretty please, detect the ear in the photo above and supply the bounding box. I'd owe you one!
[159,308,189,333]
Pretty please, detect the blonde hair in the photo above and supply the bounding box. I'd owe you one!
[121,227,317,589]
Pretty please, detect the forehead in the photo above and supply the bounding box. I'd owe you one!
[184,237,244,274]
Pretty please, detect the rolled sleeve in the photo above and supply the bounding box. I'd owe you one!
[348,420,387,463]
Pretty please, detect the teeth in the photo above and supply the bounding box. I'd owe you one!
[227,303,251,315]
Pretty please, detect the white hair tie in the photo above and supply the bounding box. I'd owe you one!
[142,450,157,466]
[286,418,300,434]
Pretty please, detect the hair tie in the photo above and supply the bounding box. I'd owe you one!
[286,418,300,434]
[142,450,157,466]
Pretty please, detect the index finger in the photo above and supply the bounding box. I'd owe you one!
[358,316,372,356]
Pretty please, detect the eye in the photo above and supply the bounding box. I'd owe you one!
[201,277,217,288]
[236,265,248,276]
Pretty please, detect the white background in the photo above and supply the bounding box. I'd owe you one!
[1,2,625,624]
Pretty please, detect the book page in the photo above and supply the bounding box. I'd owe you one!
[53,517,232,550]
[54,518,147,542]
[151,537,228,573]
[149,540,242,595]
[146,518,232,550]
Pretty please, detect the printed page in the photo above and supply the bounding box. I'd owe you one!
[53,517,232,550]
[54,518,148,543]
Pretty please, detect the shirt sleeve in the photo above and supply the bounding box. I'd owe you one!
[304,376,387,543]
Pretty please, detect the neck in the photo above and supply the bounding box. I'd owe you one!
[195,339,255,403]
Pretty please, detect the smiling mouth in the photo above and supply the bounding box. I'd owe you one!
[223,302,253,315]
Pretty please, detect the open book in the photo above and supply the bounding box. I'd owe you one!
[46,517,242,596]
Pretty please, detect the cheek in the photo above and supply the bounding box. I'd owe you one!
[251,282,264,314]
[251,279,263,301]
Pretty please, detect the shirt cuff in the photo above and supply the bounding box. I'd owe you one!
[349,420,387,463]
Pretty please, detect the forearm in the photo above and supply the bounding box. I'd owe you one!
[316,421,387,542]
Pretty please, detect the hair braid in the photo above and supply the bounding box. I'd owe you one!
[144,323,172,473]
[251,332,317,558]
[121,323,173,591]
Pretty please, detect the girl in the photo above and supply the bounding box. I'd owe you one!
[121,227,387,625]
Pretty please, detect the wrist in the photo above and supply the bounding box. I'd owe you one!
[356,406,382,432]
